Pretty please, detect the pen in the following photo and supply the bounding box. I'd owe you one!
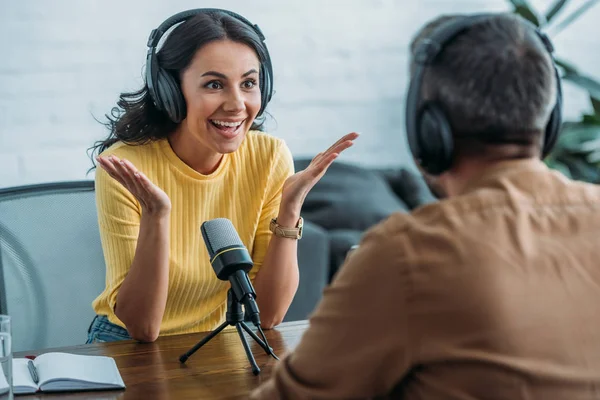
[27,360,39,384]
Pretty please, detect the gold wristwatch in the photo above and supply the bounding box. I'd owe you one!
[269,217,304,240]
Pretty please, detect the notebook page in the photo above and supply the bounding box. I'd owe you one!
[34,352,124,390]
[11,358,38,394]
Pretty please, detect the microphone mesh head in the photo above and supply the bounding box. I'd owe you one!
[201,218,245,257]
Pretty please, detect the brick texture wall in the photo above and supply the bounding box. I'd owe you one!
[0,0,598,188]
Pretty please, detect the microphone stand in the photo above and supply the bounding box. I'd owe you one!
[179,288,279,375]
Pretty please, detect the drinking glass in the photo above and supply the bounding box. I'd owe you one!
[0,315,12,400]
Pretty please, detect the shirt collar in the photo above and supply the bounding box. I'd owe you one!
[461,158,549,195]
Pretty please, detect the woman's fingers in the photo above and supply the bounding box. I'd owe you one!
[97,155,171,215]
[98,156,141,198]
[312,132,358,164]
[121,159,146,197]
[323,132,359,155]
[310,139,354,170]
[97,156,124,183]
[303,153,338,181]
[330,139,354,155]
[112,157,139,194]
[314,153,338,175]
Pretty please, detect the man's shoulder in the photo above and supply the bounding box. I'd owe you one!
[540,170,600,206]
[410,192,490,226]
[379,169,600,258]
[359,211,430,258]
[377,194,485,234]
[365,193,492,254]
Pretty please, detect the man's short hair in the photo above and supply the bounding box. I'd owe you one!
[410,13,558,149]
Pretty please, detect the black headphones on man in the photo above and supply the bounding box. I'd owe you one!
[405,14,563,175]
[145,8,274,124]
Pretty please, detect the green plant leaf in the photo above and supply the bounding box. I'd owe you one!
[507,0,543,25]
[556,124,600,154]
[509,0,600,185]
[546,0,570,22]
[582,113,600,124]
[546,160,573,178]
[586,150,600,163]
[592,97,600,115]
[564,155,600,183]
[555,58,579,75]
[546,0,600,37]
[562,72,600,101]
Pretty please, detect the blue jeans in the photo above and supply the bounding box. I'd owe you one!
[86,315,132,343]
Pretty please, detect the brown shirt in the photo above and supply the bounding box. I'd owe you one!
[251,159,600,399]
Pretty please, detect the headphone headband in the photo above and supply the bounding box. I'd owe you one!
[405,13,563,175]
[147,8,266,48]
[412,15,490,66]
[145,8,274,123]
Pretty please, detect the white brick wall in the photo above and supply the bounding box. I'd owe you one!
[0,0,598,188]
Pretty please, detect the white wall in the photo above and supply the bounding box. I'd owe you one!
[0,0,598,188]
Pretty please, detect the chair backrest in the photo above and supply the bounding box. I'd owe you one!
[0,181,105,352]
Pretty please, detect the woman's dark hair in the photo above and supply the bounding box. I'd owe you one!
[88,11,271,169]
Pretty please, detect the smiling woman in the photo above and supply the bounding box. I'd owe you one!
[85,8,357,344]
[169,39,263,173]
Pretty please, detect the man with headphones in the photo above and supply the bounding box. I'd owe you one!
[251,12,600,399]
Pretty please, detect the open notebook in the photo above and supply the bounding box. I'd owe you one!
[11,352,125,395]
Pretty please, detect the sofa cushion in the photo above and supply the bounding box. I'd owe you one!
[294,159,409,231]
[327,229,364,281]
[285,220,330,321]
[383,168,438,209]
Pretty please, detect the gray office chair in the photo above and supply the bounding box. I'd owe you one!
[0,181,105,352]
[0,180,329,352]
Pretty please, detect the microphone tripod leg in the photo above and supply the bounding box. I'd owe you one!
[179,320,230,364]
[235,323,260,375]
[240,321,280,361]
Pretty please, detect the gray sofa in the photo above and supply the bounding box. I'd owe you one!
[285,159,437,321]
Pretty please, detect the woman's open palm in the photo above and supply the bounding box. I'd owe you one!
[282,132,359,209]
[96,155,172,217]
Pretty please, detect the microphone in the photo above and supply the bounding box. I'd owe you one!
[201,218,261,326]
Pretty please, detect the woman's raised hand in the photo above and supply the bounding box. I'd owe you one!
[281,132,359,213]
[96,155,172,217]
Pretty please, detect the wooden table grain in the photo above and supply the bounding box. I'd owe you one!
[14,320,309,399]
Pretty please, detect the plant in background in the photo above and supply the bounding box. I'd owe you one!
[508,0,600,183]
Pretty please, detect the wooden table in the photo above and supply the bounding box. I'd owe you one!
[14,320,309,399]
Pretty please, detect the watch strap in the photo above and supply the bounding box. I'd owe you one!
[270,217,303,240]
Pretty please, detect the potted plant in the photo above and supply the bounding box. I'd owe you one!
[507,0,600,183]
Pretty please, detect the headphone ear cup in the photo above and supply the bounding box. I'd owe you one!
[257,62,273,118]
[257,68,268,117]
[541,67,563,158]
[418,103,454,175]
[156,68,186,123]
[542,106,561,158]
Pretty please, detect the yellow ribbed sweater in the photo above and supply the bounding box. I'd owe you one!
[91,131,294,336]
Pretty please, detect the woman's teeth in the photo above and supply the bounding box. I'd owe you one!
[211,120,243,128]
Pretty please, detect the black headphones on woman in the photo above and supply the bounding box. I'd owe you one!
[405,14,563,175]
[145,8,274,123]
